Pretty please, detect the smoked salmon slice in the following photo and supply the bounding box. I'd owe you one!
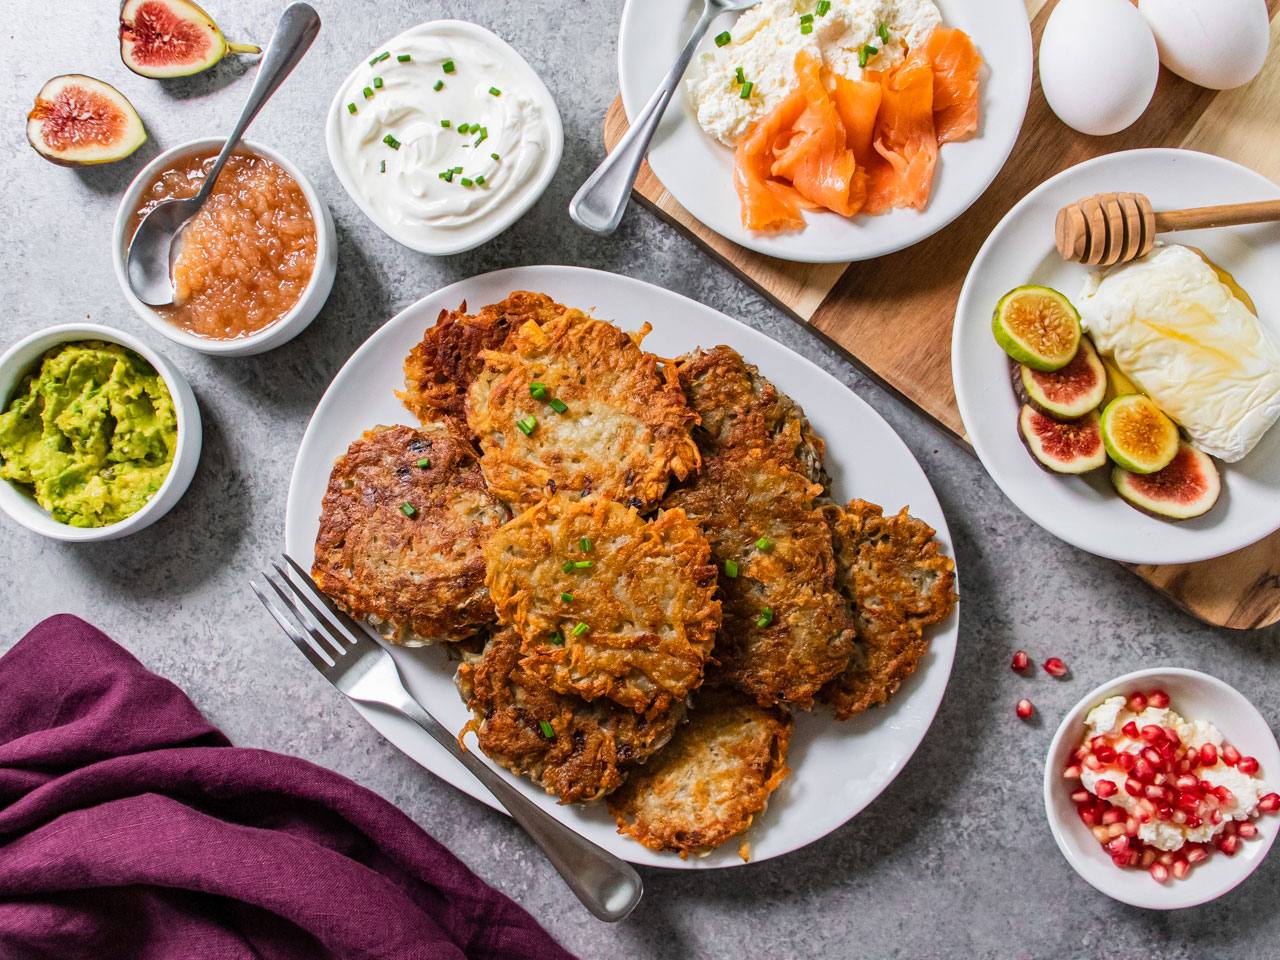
[863,52,938,215]
[923,27,983,143]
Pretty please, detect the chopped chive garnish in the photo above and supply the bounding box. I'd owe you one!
[417,458,431,468]
[460,177,474,187]
[561,561,574,574]
[800,13,813,23]
[801,23,813,34]
[516,415,537,435]
[434,79,444,91]
[572,622,589,637]
[530,381,548,400]
[383,134,401,149]
[878,22,890,44]
[491,152,500,160]
[474,130,487,147]
[373,76,383,89]
[756,537,772,551]
[397,53,411,62]
[539,720,555,738]
[735,66,745,84]
[573,560,593,569]
[724,559,738,578]
[548,397,567,414]
[458,122,470,134]
[756,606,774,628]
[369,52,389,66]
[475,175,486,185]
[817,0,831,14]
[489,86,501,96]
[560,592,574,603]
[739,81,754,99]
[858,44,877,68]
[440,170,453,181]
[377,51,390,63]
[550,630,565,645]
[442,59,455,73]
[453,166,463,174]
[715,30,731,47]
[441,119,451,127]
[400,502,417,518]
[363,86,374,99]
[580,537,592,552]
[347,102,357,114]
[380,159,386,173]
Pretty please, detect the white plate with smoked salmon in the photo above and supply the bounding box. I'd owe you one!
[618,0,1032,263]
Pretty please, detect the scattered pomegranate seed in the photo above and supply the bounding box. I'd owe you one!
[1062,763,1082,779]
[1148,689,1170,709]
[1096,779,1118,799]
[1071,789,1091,803]
[1219,834,1240,856]
[1011,650,1029,671]
[1043,657,1068,676]
[1200,743,1218,766]
[1092,825,1111,843]
[1175,773,1200,791]
[1215,785,1236,806]
[1106,835,1129,856]
[1101,807,1123,825]
[1084,753,1103,771]
[1122,721,1140,738]
[1186,846,1208,864]
[1172,858,1190,879]
[1140,725,1163,744]
[1133,757,1156,783]
[1124,777,1144,797]
[1141,848,1156,868]
[1117,753,1136,772]
[1257,792,1279,812]
[1126,817,1139,836]
[1237,756,1259,775]
[1238,821,1258,839]
[1128,692,1147,712]
[1016,698,1034,720]
[1222,745,1241,767]
[1149,862,1170,882]
[1095,745,1117,764]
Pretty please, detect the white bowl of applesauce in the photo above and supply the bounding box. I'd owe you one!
[112,138,337,357]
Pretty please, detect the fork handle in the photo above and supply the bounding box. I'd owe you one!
[388,693,643,923]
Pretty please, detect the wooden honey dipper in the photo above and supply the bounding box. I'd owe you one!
[1055,192,1280,266]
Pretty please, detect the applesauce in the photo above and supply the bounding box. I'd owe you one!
[128,149,316,340]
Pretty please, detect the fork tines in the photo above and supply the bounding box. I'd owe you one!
[250,554,360,672]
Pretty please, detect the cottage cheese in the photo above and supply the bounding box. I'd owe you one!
[687,0,943,145]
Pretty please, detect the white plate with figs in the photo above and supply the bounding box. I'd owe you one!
[284,265,959,868]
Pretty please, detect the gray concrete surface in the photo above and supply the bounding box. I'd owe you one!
[3,2,1279,958]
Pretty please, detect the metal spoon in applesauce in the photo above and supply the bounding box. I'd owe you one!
[125,3,321,307]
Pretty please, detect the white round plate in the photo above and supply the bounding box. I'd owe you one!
[953,149,1280,566]
[617,0,1031,263]
[284,265,958,868]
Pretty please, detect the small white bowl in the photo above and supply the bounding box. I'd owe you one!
[112,137,337,357]
[1044,668,1280,910]
[0,324,202,541]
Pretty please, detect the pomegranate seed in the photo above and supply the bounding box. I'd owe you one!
[1186,814,1202,828]
[1148,689,1170,709]
[1127,849,1141,868]
[1222,745,1241,767]
[1096,780,1118,799]
[1149,862,1170,882]
[1070,789,1091,803]
[1092,825,1111,843]
[1122,721,1140,738]
[1145,784,1165,801]
[1238,821,1259,839]
[1142,747,1164,768]
[1106,835,1129,856]
[1095,745,1117,764]
[1172,858,1190,879]
[1011,650,1030,671]
[1117,753,1136,772]
[1175,774,1200,791]
[1200,743,1218,766]
[1215,785,1236,806]
[1125,777,1144,797]
[1108,822,1126,838]
[1126,817,1139,836]
[1176,792,1200,812]
[1084,753,1103,771]
[1016,698,1034,720]
[1079,806,1099,827]
[1101,806,1123,825]
[1140,725,1163,744]
[1186,846,1208,864]
[1172,809,1188,825]
[1220,834,1240,856]
[1237,756,1259,775]
[1043,657,1068,677]
[1159,851,1175,866]
[1224,820,1238,835]
[1134,758,1156,783]
[1211,810,1223,825]
[1258,793,1280,812]
[1141,848,1156,868]
[1073,745,1088,761]
[1062,764,1082,779]
[1157,802,1174,821]
[1128,693,1147,712]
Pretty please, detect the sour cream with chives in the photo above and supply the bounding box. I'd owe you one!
[328,20,562,255]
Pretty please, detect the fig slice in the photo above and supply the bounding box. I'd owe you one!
[1017,336,1107,419]
[26,75,147,166]
[1113,442,1221,521]
[120,0,260,79]
[992,285,1081,372]
[1100,394,1179,474]
[1018,405,1107,475]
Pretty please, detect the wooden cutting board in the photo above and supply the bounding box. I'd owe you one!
[603,0,1280,629]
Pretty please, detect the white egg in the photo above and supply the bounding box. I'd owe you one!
[1138,0,1270,90]
[1039,0,1160,135]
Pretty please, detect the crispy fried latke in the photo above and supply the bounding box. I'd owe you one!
[677,345,827,488]
[454,627,685,803]
[312,423,509,645]
[485,497,721,715]
[818,499,958,720]
[467,311,700,508]
[607,685,792,860]
[663,449,855,708]
[399,292,572,424]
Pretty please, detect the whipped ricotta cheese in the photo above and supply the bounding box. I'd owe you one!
[1080,695,1269,851]
[330,21,559,253]
[687,0,942,145]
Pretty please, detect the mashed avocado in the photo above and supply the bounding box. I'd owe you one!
[0,341,177,527]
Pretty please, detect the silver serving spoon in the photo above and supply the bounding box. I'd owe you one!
[569,0,759,236]
[126,3,321,306]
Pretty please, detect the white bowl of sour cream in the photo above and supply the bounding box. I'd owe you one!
[326,20,563,255]
[1044,668,1280,910]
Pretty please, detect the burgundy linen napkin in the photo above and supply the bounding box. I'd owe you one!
[0,614,577,960]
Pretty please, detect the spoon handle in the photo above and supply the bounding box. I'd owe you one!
[197,3,322,202]
[1154,199,1280,233]
[569,1,717,235]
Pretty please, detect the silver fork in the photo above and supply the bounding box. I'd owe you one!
[249,554,643,923]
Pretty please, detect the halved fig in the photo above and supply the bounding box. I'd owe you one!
[993,285,1081,371]
[26,75,147,167]
[120,0,260,79]
[1112,443,1221,521]
[1016,336,1107,419]
[1018,405,1107,475]
[1101,394,1179,474]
